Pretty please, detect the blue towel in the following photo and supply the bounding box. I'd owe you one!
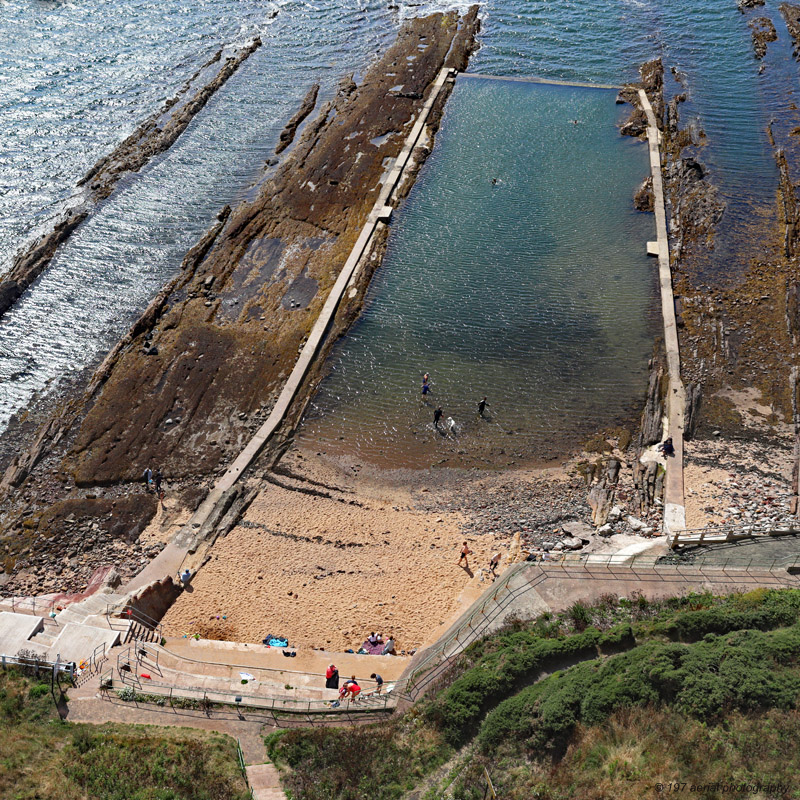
[268,637,288,647]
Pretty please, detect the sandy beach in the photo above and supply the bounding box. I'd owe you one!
[161,449,504,651]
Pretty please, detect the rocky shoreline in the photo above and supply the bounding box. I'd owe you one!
[0,38,263,320]
[0,9,481,597]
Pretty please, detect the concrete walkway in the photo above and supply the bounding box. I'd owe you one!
[638,88,686,536]
[398,557,800,702]
[124,67,457,594]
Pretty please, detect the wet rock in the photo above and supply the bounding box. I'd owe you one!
[276,84,320,155]
[749,16,777,60]
[633,177,654,212]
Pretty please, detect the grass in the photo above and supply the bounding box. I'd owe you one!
[0,668,251,800]
[267,587,800,800]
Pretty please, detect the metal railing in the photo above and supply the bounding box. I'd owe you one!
[669,521,800,549]
[0,652,75,679]
[236,740,255,800]
[103,672,395,715]
[105,603,164,641]
[1,595,58,619]
[393,549,800,702]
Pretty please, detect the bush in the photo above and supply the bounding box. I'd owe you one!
[478,625,800,755]
[426,628,603,746]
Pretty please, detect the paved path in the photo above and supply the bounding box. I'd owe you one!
[638,88,686,536]
[66,686,271,762]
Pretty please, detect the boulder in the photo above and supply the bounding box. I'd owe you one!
[561,536,584,551]
[561,520,593,538]
[627,515,647,531]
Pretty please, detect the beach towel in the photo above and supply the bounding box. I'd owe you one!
[268,637,288,648]
[360,639,384,655]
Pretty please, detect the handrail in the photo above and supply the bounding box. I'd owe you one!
[669,521,800,549]
[0,652,76,678]
[106,603,164,640]
[393,550,800,702]
[106,671,394,715]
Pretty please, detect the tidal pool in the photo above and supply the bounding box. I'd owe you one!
[299,76,660,468]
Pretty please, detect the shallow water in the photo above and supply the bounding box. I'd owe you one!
[0,0,793,436]
[299,78,658,466]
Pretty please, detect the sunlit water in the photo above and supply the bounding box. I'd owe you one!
[299,78,658,466]
[0,0,793,441]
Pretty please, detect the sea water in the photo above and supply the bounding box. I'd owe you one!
[299,77,658,466]
[0,0,792,437]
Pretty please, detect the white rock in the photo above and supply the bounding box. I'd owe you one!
[609,505,624,521]
[626,516,646,531]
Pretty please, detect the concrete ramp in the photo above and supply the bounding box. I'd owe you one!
[49,624,120,663]
[0,611,44,656]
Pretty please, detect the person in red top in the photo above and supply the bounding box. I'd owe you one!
[325,664,339,689]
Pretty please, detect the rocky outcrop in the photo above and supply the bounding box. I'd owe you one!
[0,40,262,320]
[633,177,654,212]
[275,84,319,154]
[0,10,482,597]
[587,459,621,527]
[749,16,778,59]
[632,459,664,515]
[739,0,766,10]
[63,10,479,487]
[780,3,800,57]
[639,364,666,448]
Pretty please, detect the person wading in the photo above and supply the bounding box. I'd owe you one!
[434,406,443,428]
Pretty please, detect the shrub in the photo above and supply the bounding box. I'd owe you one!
[478,625,800,755]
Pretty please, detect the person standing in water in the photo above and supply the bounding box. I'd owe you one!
[478,397,489,417]
[433,406,443,428]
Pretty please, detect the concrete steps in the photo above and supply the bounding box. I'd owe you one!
[29,630,57,647]
[245,763,286,800]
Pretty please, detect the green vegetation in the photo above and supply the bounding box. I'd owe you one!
[0,668,250,800]
[267,588,800,800]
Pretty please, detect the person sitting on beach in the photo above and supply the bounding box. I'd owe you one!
[368,632,378,645]
[371,672,384,694]
[658,437,675,457]
[376,633,384,645]
[325,664,339,690]
[381,637,395,656]
[178,568,192,585]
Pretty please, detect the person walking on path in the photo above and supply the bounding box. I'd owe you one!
[325,664,339,689]
[154,468,163,494]
[142,467,153,490]
[458,541,472,568]
[370,672,384,694]
[434,406,443,428]
[478,397,489,417]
